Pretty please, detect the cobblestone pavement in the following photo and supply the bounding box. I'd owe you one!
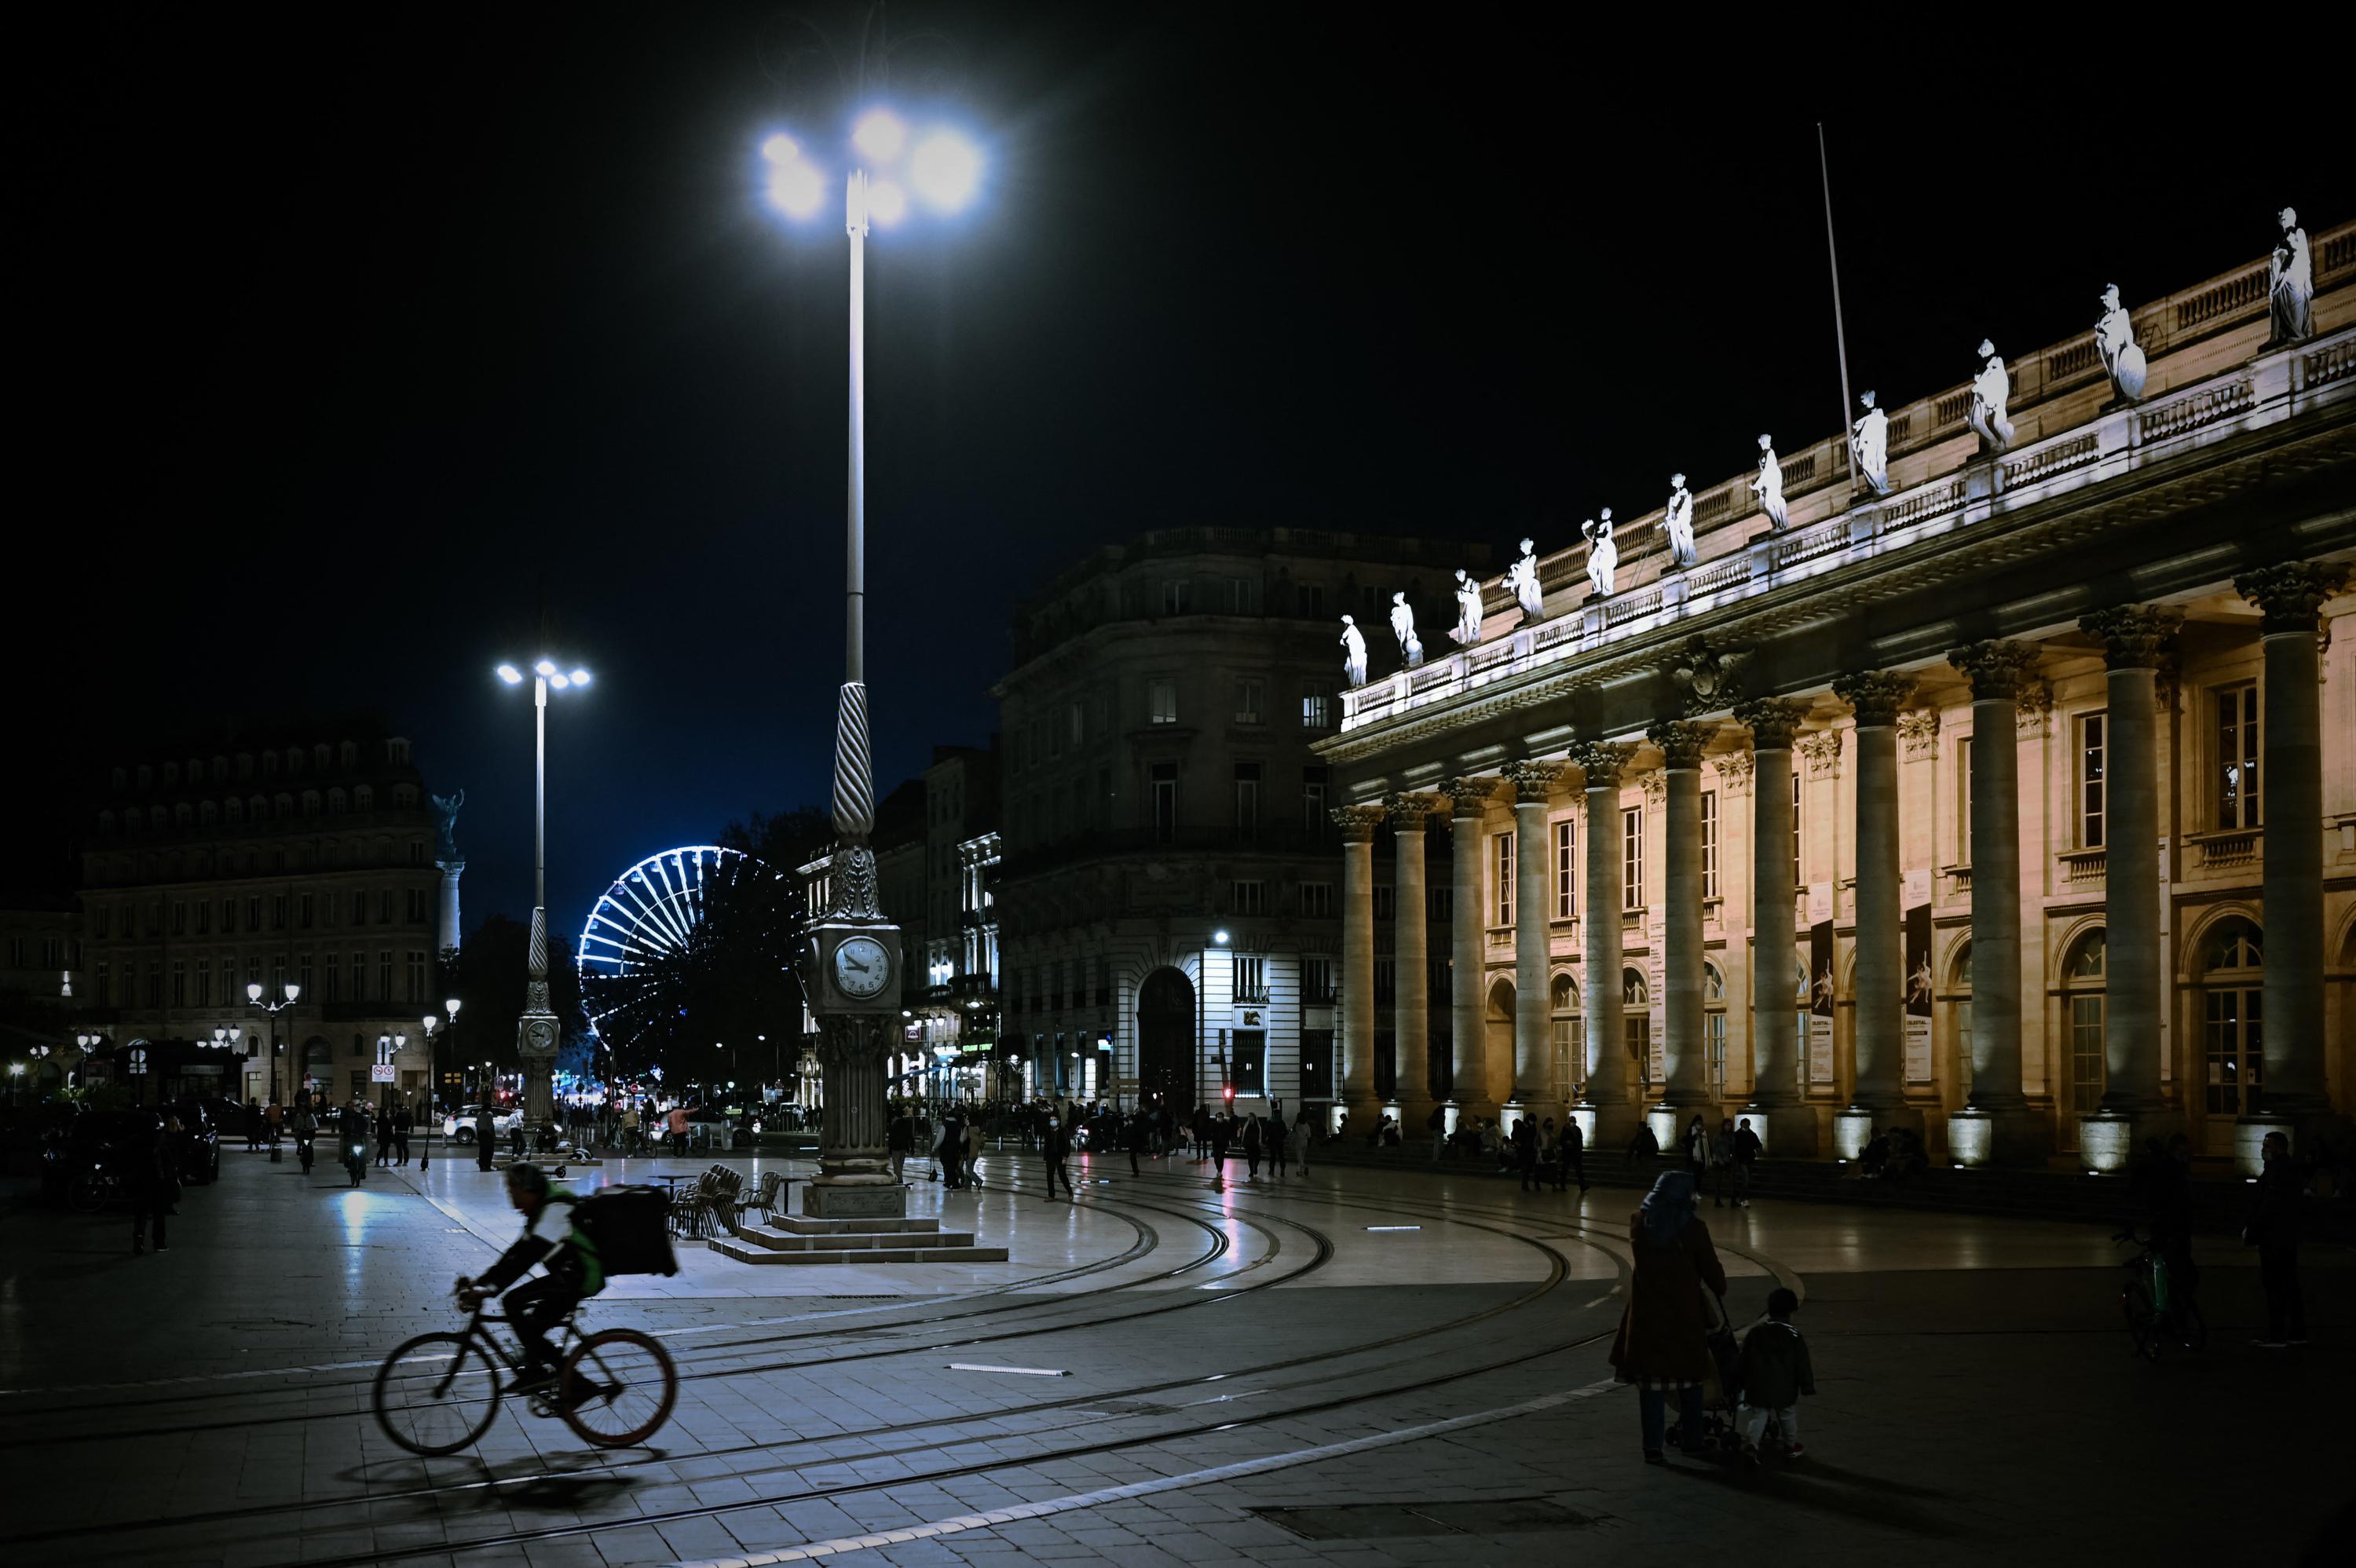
[1,1141,2346,1567]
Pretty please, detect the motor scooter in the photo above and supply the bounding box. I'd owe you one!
[346,1138,368,1187]
[297,1131,316,1173]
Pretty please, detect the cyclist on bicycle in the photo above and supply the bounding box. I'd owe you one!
[455,1163,605,1393]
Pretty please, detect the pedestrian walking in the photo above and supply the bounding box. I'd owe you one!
[666,1102,691,1157]
[244,1098,264,1152]
[1289,1114,1310,1176]
[2246,1130,2307,1347]
[937,1109,965,1190]
[1736,1287,1815,1463]
[1562,1115,1588,1192]
[1191,1105,1211,1162]
[265,1098,284,1148]
[1729,1117,1760,1207]
[1539,1118,1561,1190]
[1242,1113,1264,1180]
[375,1106,395,1167]
[964,1116,985,1188]
[1428,1103,1447,1161]
[1043,1112,1073,1201]
[477,1102,496,1171]
[1626,1120,1659,1178]
[1126,1109,1147,1177]
[130,1114,181,1255]
[1268,1106,1288,1184]
[1608,1170,1728,1464]
[1513,1116,1540,1192]
[393,1105,413,1166]
[1681,1113,1709,1175]
[1708,1118,1735,1207]
[887,1109,913,1185]
[1209,1113,1232,1189]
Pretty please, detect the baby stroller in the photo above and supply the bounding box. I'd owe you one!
[1664,1292,1746,1459]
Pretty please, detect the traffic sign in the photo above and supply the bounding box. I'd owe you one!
[370,1064,397,1084]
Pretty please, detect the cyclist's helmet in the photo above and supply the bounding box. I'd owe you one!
[504,1161,549,1197]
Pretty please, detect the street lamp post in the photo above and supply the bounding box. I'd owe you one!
[247,981,302,1109]
[759,108,982,1222]
[497,659,589,1152]
[419,998,457,1171]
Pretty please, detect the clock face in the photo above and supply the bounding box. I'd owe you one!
[832,935,891,1000]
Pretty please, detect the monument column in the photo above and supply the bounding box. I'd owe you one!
[1388,793,1443,1132]
[1648,719,1714,1136]
[2079,605,2183,1169]
[1946,641,2047,1165]
[1505,761,1564,1109]
[2233,563,2345,1168]
[1334,804,1388,1130]
[1445,778,1498,1122]
[1570,741,1637,1146]
[1832,671,1919,1156]
[1734,699,1813,1155]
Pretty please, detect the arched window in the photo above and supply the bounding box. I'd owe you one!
[1624,968,1652,1094]
[2201,917,2263,1129]
[2064,929,2106,1118]
[1944,940,1973,1102]
[225,797,243,824]
[1703,962,1728,1099]
[327,788,347,814]
[1550,974,1583,1099]
[354,785,374,812]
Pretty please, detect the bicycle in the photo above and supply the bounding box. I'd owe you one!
[372,1288,678,1456]
[2114,1226,2206,1361]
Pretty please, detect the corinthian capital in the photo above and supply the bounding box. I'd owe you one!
[1385,791,1445,831]
[1502,758,1566,804]
[1831,670,1917,728]
[1798,729,1844,779]
[1946,639,2042,700]
[1331,804,1389,843]
[1443,776,1499,816]
[1568,740,1637,789]
[1712,749,1756,795]
[1732,696,1811,750]
[2080,604,2184,669]
[2233,561,2348,635]
[1645,717,1714,770]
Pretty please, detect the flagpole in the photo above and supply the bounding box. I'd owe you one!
[1816,122,1857,485]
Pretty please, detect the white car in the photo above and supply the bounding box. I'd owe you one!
[442,1104,524,1145]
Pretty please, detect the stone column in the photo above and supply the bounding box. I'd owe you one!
[1945,641,2047,1165]
[2233,564,2345,1168]
[1334,804,1388,1130]
[1832,671,1919,1156]
[435,857,464,958]
[1734,698,1814,1156]
[1504,761,1563,1109]
[1445,778,1498,1123]
[1388,792,1443,1131]
[1570,741,1639,1146]
[1648,719,1713,1128]
[2079,605,2183,1169]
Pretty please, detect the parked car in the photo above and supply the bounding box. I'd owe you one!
[167,1098,225,1183]
[441,1103,523,1145]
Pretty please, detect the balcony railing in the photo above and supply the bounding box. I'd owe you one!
[2191,829,2262,871]
[2058,847,2107,886]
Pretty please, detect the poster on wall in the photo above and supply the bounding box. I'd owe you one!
[1904,898,1933,1084]
[1809,915,1837,1089]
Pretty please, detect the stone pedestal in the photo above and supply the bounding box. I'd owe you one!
[1571,1101,1645,1153]
[2076,1106,2183,1174]
[1832,1104,1923,1161]
[1946,1107,2051,1168]
[803,1012,905,1221]
[1734,1105,1816,1161]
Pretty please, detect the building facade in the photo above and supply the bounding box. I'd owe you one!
[993,527,1487,1114]
[1319,217,2356,1171]
[75,729,447,1109]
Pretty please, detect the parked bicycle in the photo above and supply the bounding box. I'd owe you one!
[2115,1226,2206,1361]
[373,1288,677,1455]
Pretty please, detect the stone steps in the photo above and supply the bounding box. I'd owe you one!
[708,1213,1009,1266]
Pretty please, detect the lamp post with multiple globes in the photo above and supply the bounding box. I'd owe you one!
[496,660,588,1151]
[247,981,302,1107]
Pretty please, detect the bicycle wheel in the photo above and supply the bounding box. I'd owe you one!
[2120,1276,2161,1361]
[2177,1299,2208,1353]
[68,1175,108,1213]
[375,1332,503,1456]
[558,1329,676,1448]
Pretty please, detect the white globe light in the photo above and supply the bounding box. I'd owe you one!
[852,108,906,164]
[867,179,908,226]
[496,664,523,685]
[760,133,798,164]
[768,158,824,219]
[909,131,981,210]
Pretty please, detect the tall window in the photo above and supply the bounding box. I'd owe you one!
[298,952,313,999]
[1302,766,1329,837]
[196,957,210,1007]
[1371,885,1396,921]
[1300,882,1334,918]
[350,950,365,1001]
[1302,956,1335,1004]
[1554,819,1576,919]
[1958,736,1974,864]
[1701,790,1720,900]
[405,951,426,1003]
[1624,970,1651,1094]
[1703,963,1728,1098]
[1152,762,1180,842]
[2078,713,2107,848]
[1234,679,1264,725]
[1233,953,1268,1002]
[1622,806,1644,910]
[1373,958,1396,1005]
[2065,930,2106,1117]
[1232,879,1265,915]
[1550,975,1583,1099]
[1148,679,1179,725]
[1301,691,1333,729]
[171,959,187,1006]
[1233,762,1261,839]
[1492,832,1514,925]
[2215,684,2259,829]
[1068,700,1085,748]
[1162,579,1191,615]
[2202,916,2264,1118]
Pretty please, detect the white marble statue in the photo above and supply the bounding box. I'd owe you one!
[2270,206,2312,343]
[1966,339,2015,453]
[1450,568,1484,646]
[1389,591,1424,668]
[2094,283,2146,402]
[1851,390,1890,495]
[1339,615,1368,685]
[1505,538,1545,621]
[1581,510,1618,598]
[1662,473,1696,568]
[1751,434,1789,530]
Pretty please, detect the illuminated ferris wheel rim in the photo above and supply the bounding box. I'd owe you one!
[576,845,781,1039]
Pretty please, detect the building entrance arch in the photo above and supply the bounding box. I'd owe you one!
[1136,967,1195,1107]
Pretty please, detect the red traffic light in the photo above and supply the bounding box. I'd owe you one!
[1223,1084,1235,1100]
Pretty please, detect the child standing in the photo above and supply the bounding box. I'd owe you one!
[1737,1287,1815,1464]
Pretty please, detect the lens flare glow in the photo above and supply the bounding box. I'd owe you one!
[569,668,591,686]
[768,157,823,218]
[852,108,906,164]
[910,131,982,210]
[496,664,523,685]
[760,133,798,164]
[867,179,908,225]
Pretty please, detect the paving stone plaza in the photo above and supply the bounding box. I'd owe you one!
[1,1145,2347,1568]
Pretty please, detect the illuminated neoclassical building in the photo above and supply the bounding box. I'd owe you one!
[1319,217,2354,1171]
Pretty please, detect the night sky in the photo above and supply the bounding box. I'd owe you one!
[21,3,2346,941]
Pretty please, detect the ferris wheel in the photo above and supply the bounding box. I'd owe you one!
[576,845,785,1053]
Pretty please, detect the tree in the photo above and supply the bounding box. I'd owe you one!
[439,914,590,1084]
[720,806,833,872]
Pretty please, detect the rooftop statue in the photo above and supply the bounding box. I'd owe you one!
[428,788,464,861]
[2270,206,2313,344]
[1851,390,1891,495]
[1339,614,1369,686]
[1663,474,1696,568]
[1390,591,1425,669]
[1505,537,1546,622]
[1581,510,1619,598]
[1751,434,1789,531]
[1966,339,2015,453]
[2094,283,2146,402]
[1450,568,1484,646]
